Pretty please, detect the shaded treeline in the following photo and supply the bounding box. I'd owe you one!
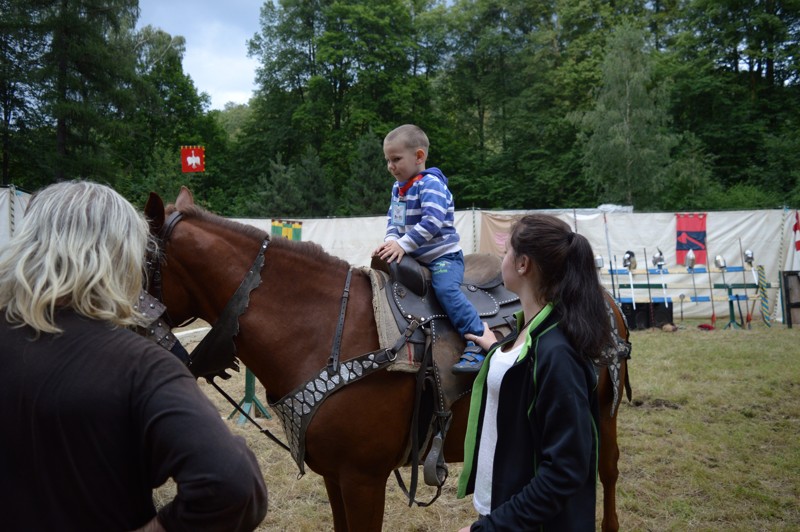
[2,0,799,215]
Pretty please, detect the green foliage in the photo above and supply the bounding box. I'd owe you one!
[3,0,799,214]
[40,0,140,183]
[666,0,800,197]
[706,183,784,210]
[249,155,306,216]
[214,103,252,140]
[574,25,678,209]
[1,1,228,207]
[656,132,721,211]
[1,0,48,186]
[337,130,390,216]
[117,144,197,209]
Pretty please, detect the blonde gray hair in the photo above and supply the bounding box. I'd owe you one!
[0,181,153,334]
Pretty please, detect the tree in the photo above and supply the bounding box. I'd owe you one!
[575,25,677,209]
[496,0,614,209]
[1,2,223,201]
[214,102,252,140]
[657,132,720,210]
[118,24,231,212]
[666,0,800,198]
[1,0,50,186]
[337,129,388,215]
[38,0,140,183]
[247,0,432,214]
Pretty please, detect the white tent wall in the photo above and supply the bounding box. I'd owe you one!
[235,211,481,268]
[3,184,794,322]
[0,186,31,245]
[478,209,796,322]
[234,207,800,323]
[234,208,622,268]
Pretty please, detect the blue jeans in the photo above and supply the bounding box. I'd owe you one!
[429,251,483,337]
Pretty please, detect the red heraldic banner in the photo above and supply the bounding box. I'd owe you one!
[676,213,707,266]
[794,210,800,251]
[180,146,205,173]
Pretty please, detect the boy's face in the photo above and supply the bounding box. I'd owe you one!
[384,140,425,183]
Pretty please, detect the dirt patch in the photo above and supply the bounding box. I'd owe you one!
[632,397,682,409]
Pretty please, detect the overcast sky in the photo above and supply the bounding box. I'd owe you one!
[136,0,262,110]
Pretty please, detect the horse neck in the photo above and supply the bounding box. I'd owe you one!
[169,216,371,398]
[253,237,357,345]
[252,241,384,397]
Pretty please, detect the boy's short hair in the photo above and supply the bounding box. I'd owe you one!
[384,124,429,151]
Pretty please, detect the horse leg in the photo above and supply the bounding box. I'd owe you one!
[598,413,620,532]
[336,472,388,532]
[323,476,349,532]
[597,365,622,532]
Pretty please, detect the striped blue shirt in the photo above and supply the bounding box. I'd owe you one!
[383,167,462,265]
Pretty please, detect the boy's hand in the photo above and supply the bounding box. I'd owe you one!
[373,240,405,263]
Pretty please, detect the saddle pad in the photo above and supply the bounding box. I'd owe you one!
[361,267,421,372]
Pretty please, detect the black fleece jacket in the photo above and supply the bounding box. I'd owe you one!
[458,306,599,531]
[1,310,267,531]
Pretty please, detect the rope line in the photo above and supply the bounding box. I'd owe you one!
[758,265,771,327]
[771,208,790,323]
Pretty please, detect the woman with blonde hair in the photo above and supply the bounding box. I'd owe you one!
[0,181,267,532]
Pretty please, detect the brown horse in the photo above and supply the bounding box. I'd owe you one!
[144,187,630,532]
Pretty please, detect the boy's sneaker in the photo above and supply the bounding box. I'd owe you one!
[452,341,486,374]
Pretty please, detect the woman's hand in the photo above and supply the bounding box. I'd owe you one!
[465,321,495,352]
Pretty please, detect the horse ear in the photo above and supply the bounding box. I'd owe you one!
[175,186,195,210]
[144,192,165,236]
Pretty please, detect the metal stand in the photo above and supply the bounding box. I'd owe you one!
[724,286,744,329]
[229,368,271,424]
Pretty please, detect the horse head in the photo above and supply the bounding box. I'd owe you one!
[144,187,236,328]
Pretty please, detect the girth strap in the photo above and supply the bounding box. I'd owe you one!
[270,319,420,476]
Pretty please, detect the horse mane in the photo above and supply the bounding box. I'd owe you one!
[269,233,352,270]
[170,203,352,270]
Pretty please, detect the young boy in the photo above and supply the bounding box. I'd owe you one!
[373,124,485,374]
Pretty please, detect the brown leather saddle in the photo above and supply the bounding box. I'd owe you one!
[370,253,520,369]
[369,253,520,505]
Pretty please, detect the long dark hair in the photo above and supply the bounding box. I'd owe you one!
[509,214,612,360]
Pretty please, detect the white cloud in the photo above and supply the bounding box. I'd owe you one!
[137,0,261,110]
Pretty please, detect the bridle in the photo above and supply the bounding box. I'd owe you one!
[146,211,187,329]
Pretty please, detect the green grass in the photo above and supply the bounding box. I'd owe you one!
[610,322,800,531]
[156,321,800,530]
